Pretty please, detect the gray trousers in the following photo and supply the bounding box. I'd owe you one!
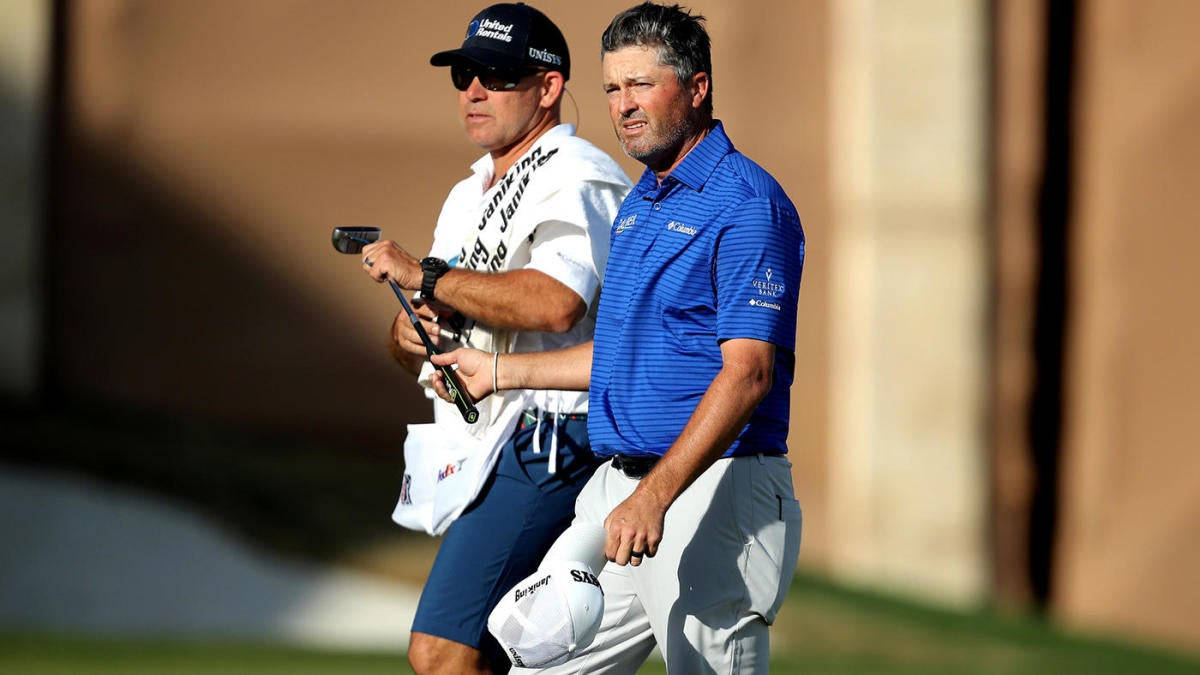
[515,454,803,674]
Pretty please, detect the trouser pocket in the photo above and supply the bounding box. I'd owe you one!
[742,458,803,624]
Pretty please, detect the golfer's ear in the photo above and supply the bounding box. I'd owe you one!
[688,72,710,110]
[541,70,565,109]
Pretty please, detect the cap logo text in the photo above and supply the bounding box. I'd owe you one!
[474,18,514,42]
[514,573,552,601]
[528,47,563,66]
[570,569,601,587]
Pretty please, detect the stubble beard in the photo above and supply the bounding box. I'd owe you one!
[619,110,695,170]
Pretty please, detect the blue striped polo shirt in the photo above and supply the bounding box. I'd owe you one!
[589,122,805,459]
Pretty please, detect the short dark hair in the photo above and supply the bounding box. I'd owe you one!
[601,3,713,115]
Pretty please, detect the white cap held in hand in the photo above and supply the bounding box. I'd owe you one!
[487,558,604,668]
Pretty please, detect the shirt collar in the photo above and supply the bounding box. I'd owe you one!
[470,123,577,179]
[633,120,733,193]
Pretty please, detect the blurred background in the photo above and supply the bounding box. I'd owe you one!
[2,0,1198,672]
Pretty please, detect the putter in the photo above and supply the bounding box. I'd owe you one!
[332,226,479,424]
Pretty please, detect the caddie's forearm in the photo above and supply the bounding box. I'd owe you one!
[388,341,426,376]
[637,345,774,509]
[432,268,586,333]
[497,340,593,392]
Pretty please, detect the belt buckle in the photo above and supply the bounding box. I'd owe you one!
[613,454,656,479]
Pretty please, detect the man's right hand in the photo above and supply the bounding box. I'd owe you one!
[430,348,495,402]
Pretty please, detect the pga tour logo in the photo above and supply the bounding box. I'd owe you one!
[399,474,413,505]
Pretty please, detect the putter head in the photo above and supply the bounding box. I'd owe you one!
[331,226,382,254]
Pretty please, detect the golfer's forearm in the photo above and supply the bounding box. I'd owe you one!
[497,340,593,392]
[638,345,773,507]
[434,268,587,333]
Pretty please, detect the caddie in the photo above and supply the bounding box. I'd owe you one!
[358,3,630,673]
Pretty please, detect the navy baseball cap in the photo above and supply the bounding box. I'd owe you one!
[431,3,570,80]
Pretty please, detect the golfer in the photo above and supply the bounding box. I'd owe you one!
[360,4,630,673]
[431,2,805,672]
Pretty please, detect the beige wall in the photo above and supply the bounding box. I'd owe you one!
[826,0,990,604]
[48,0,999,607]
[51,2,833,466]
[49,0,1200,649]
[1054,0,1200,648]
[990,0,1044,607]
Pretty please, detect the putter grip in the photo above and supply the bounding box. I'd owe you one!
[438,363,479,424]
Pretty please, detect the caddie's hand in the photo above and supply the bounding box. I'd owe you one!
[390,303,445,357]
[603,486,667,567]
[430,348,495,402]
[361,240,422,289]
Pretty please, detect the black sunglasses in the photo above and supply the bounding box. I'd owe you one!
[451,62,541,92]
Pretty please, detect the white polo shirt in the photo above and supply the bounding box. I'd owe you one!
[423,124,631,416]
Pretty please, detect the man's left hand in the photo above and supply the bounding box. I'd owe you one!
[361,240,422,289]
[603,487,669,567]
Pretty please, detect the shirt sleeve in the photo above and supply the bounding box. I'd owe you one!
[713,198,805,350]
[524,180,621,310]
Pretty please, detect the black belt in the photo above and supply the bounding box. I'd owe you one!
[611,452,787,479]
[610,454,659,479]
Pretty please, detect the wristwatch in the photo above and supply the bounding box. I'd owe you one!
[420,257,451,301]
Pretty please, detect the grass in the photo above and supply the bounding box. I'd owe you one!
[762,573,1200,674]
[0,634,411,675]
[4,573,1199,674]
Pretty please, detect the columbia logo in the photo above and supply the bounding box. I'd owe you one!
[666,221,696,236]
[749,298,782,311]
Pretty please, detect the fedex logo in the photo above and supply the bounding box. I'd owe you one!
[438,459,467,482]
